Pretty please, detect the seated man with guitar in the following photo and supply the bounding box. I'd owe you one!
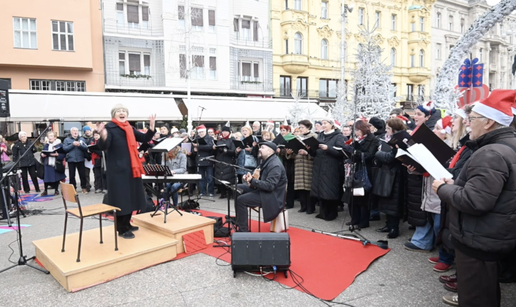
[236,141,287,232]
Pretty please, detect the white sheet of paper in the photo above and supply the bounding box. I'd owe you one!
[181,143,192,154]
[84,159,93,169]
[407,144,452,179]
[152,137,184,152]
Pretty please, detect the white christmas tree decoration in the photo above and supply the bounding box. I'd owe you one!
[432,0,516,111]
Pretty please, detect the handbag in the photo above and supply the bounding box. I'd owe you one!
[353,153,372,193]
[371,165,396,197]
[55,160,65,173]
[244,153,257,168]
[344,162,355,188]
[36,161,45,179]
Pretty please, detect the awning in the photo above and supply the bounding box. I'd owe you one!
[8,91,182,121]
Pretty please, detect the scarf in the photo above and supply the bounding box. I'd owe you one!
[47,139,62,166]
[111,119,144,178]
[449,146,466,169]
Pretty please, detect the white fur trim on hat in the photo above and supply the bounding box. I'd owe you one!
[454,108,467,119]
[473,101,513,126]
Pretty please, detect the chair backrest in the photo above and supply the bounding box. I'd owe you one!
[60,182,78,210]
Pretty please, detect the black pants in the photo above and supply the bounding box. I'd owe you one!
[84,167,92,189]
[21,165,39,193]
[68,162,87,189]
[285,180,295,208]
[236,184,261,232]
[93,167,107,190]
[319,199,339,220]
[350,196,370,228]
[116,213,132,234]
[43,181,59,192]
[385,214,400,231]
[297,190,315,213]
[456,248,500,307]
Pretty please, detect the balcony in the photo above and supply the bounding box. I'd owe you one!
[231,81,273,93]
[281,54,309,74]
[230,35,272,49]
[105,72,165,88]
[281,9,309,22]
[407,67,431,83]
[490,63,497,72]
[103,23,163,37]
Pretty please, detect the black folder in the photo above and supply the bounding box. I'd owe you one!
[87,144,99,152]
[233,139,246,149]
[408,124,455,164]
[42,146,65,154]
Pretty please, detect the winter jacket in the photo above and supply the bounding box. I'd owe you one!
[421,175,441,214]
[214,137,236,183]
[437,127,516,260]
[12,140,36,167]
[63,135,88,163]
[288,131,317,191]
[166,152,187,174]
[353,133,379,207]
[310,130,348,201]
[406,173,425,226]
[195,135,215,167]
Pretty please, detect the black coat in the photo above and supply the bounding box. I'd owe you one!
[12,140,36,167]
[310,131,347,201]
[406,173,425,226]
[249,154,287,222]
[214,137,236,183]
[195,135,215,167]
[97,122,154,215]
[375,138,407,217]
[353,133,379,207]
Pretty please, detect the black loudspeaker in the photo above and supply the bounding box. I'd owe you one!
[231,232,290,276]
[0,80,10,118]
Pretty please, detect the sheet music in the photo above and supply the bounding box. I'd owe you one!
[181,143,192,154]
[408,144,453,179]
[150,137,184,152]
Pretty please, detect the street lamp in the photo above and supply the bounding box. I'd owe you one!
[340,3,354,99]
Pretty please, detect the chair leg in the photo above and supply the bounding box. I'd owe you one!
[113,211,119,251]
[77,218,84,262]
[248,207,251,232]
[61,213,68,252]
[282,209,287,232]
[99,214,103,244]
[258,209,261,232]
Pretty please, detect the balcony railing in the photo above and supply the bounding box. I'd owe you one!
[105,72,165,88]
[230,35,272,49]
[104,23,163,37]
[230,81,273,93]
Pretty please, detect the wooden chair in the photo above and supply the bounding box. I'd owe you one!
[248,186,288,233]
[60,182,121,262]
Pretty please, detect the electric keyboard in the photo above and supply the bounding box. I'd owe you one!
[141,174,201,184]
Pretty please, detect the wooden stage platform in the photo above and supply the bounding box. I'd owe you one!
[33,210,215,292]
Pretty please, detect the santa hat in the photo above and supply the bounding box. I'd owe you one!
[266,120,274,126]
[334,120,341,129]
[397,115,409,123]
[511,101,516,116]
[454,107,467,119]
[321,118,335,127]
[416,101,436,117]
[472,89,516,126]
[196,125,206,132]
[437,116,453,134]
[208,128,214,133]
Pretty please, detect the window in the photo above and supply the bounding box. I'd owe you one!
[321,39,328,60]
[119,2,149,29]
[51,21,74,51]
[420,17,424,32]
[391,83,397,99]
[391,14,396,31]
[13,17,37,49]
[209,56,217,80]
[233,18,239,36]
[319,79,338,98]
[242,19,251,40]
[209,10,215,32]
[0,79,12,89]
[280,76,291,96]
[30,79,85,92]
[375,11,380,28]
[460,18,465,33]
[239,61,260,82]
[419,50,425,67]
[417,85,425,101]
[129,53,141,75]
[297,77,308,97]
[192,8,204,31]
[390,48,396,66]
[192,55,204,79]
[285,39,289,54]
[179,54,186,78]
[407,84,414,101]
[119,53,126,75]
[119,51,151,76]
[294,0,301,10]
[436,12,441,28]
[436,43,442,60]
[411,22,415,32]
[144,54,150,75]
[449,15,453,31]
[253,21,259,42]
[294,32,302,54]
[178,6,185,28]
[117,3,124,26]
[410,54,415,67]
[285,0,288,10]
[358,8,364,26]
[321,2,328,19]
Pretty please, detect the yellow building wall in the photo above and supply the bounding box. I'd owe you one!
[272,0,434,108]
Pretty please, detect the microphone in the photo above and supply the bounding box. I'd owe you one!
[47,118,64,122]
[199,155,214,161]
[199,106,207,110]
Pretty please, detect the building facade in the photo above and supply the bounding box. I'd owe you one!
[271,0,435,108]
[103,0,273,96]
[0,0,105,92]
[431,0,516,97]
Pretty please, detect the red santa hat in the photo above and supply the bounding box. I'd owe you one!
[266,120,274,126]
[437,116,453,135]
[416,101,436,117]
[512,101,516,116]
[454,106,467,119]
[334,120,341,129]
[208,127,214,133]
[472,89,516,126]
[196,125,206,132]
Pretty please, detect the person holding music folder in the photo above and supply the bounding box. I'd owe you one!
[12,131,40,194]
[214,125,236,199]
[236,125,259,175]
[277,125,296,209]
[193,124,215,197]
[63,127,88,193]
[310,119,348,221]
[40,131,66,196]
[165,146,187,207]
[236,141,287,232]
[97,104,156,239]
[90,130,108,193]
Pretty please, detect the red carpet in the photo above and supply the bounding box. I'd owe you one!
[176,210,390,301]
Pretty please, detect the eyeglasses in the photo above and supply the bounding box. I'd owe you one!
[467,116,485,122]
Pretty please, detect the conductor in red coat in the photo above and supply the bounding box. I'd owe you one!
[97,104,156,239]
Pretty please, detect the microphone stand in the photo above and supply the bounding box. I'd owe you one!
[0,121,54,274]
